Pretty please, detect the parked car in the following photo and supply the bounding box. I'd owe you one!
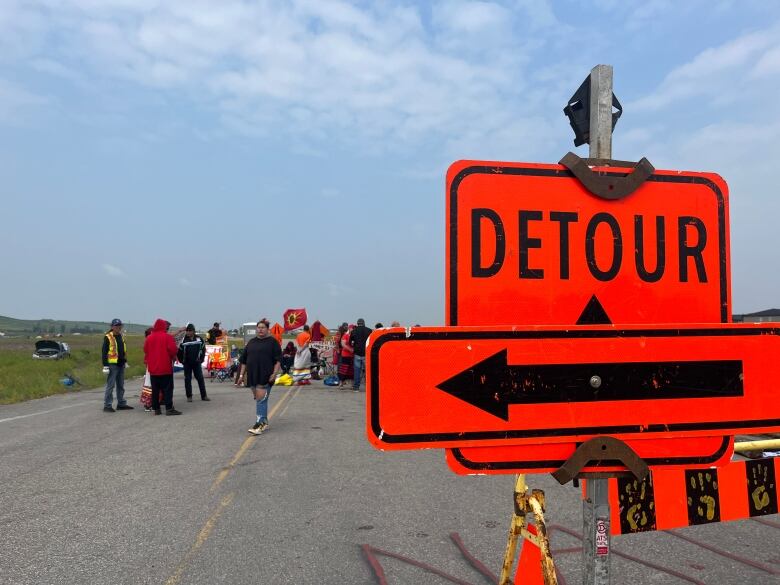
[32,340,70,360]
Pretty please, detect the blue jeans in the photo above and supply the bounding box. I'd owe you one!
[353,355,365,390]
[253,384,272,421]
[104,364,126,407]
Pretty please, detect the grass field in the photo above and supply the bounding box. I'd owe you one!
[0,332,301,405]
[0,314,148,335]
[0,334,148,404]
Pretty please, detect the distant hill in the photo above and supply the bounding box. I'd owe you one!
[0,315,149,336]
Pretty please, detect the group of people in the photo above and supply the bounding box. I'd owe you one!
[102,318,211,416]
[100,315,389,436]
[101,317,288,434]
[279,325,317,385]
[331,319,375,391]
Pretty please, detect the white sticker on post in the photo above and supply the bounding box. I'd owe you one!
[596,519,609,555]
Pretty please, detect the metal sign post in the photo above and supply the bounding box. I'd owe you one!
[582,63,615,585]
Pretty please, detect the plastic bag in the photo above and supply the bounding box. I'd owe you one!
[275,373,294,386]
[324,375,339,386]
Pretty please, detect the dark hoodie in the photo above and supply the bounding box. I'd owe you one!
[143,319,178,375]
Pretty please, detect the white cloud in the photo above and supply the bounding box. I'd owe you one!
[327,282,354,297]
[751,44,780,79]
[631,24,780,112]
[510,0,559,29]
[5,0,548,152]
[0,78,49,123]
[433,1,510,34]
[30,58,80,81]
[102,263,126,278]
[178,277,191,287]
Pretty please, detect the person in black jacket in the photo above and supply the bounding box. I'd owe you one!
[207,322,221,345]
[178,324,210,402]
[349,318,372,392]
[238,319,281,435]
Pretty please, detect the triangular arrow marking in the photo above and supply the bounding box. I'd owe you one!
[577,295,612,325]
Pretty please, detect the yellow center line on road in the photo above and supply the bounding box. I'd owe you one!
[209,385,299,493]
[165,386,303,585]
[276,385,301,419]
[164,491,235,585]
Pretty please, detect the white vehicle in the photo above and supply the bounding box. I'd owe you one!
[33,340,70,360]
[241,322,257,345]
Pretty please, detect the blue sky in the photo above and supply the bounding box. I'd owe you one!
[1,0,778,330]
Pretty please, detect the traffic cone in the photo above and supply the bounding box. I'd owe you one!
[514,523,544,585]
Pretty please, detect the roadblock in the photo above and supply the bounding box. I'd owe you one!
[365,64,780,585]
[604,456,779,535]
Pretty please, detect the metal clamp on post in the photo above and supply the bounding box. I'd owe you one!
[551,436,650,485]
[559,151,655,201]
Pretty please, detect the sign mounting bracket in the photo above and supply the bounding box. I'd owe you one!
[559,151,655,200]
[551,436,650,485]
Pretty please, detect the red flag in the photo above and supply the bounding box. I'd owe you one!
[283,308,308,331]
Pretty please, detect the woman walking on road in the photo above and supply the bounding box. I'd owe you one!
[238,319,281,435]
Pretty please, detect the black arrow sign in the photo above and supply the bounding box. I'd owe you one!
[436,350,743,421]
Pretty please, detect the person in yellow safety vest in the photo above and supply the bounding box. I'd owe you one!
[102,318,133,412]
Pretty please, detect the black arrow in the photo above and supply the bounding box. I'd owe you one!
[436,350,743,421]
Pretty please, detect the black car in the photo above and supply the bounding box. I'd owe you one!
[32,340,70,360]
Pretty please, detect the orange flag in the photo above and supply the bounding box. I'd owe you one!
[270,322,284,345]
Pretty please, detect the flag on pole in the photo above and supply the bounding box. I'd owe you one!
[283,308,308,331]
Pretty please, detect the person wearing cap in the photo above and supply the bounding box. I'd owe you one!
[349,318,372,392]
[143,319,182,416]
[177,324,210,402]
[207,322,221,345]
[102,318,133,412]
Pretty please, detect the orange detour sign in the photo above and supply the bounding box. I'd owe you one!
[366,324,780,450]
[446,160,730,327]
[445,159,732,472]
[599,456,780,535]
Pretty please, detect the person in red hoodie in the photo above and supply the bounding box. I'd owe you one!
[143,319,182,416]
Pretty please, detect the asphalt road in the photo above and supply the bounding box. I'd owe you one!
[1,375,779,585]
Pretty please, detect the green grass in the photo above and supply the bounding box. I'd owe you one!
[0,314,149,335]
[0,334,147,404]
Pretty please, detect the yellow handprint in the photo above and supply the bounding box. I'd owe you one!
[697,495,717,521]
[748,461,776,515]
[618,476,655,533]
[751,486,770,511]
[685,469,720,525]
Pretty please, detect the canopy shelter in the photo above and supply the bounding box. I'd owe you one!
[311,320,329,341]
